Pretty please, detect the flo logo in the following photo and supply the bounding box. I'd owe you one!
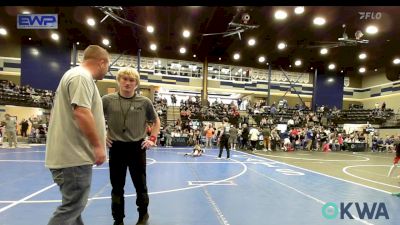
[359,12,382,20]
[322,202,389,220]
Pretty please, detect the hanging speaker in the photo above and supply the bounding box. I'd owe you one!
[385,65,400,81]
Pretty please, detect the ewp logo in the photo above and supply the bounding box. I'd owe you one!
[322,202,389,220]
[17,14,58,29]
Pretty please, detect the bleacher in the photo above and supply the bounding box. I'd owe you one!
[0,80,54,109]
[333,108,394,124]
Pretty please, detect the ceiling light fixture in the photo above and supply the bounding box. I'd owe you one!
[51,33,59,41]
[294,6,305,14]
[183,30,191,38]
[193,54,196,58]
[150,43,157,51]
[258,56,266,63]
[146,25,154,33]
[22,11,31,14]
[313,17,326,26]
[179,47,186,54]
[295,60,302,66]
[393,58,400,65]
[365,25,378,34]
[102,38,110,46]
[248,38,256,46]
[274,10,288,20]
[86,18,96,26]
[359,67,366,73]
[0,27,7,36]
[359,53,367,60]
[328,63,336,70]
[320,48,328,55]
[233,53,240,60]
[277,42,286,50]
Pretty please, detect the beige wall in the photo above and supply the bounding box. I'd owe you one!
[343,100,362,110]
[359,93,400,110]
[253,95,312,107]
[0,74,20,85]
[348,74,362,88]
[96,80,118,96]
[375,128,400,139]
[362,71,391,88]
[0,42,21,58]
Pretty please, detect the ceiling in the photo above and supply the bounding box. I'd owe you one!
[1,6,400,76]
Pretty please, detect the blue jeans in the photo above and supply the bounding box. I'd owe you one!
[48,165,92,225]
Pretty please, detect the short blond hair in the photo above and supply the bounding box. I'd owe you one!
[83,45,109,61]
[116,67,140,86]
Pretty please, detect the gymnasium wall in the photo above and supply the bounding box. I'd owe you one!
[0,42,21,58]
[20,39,71,91]
[374,128,400,138]
[362,71,392,88]
[359,93,400,110]
[313,72,344,109]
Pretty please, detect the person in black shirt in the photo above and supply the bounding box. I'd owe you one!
[241,123,249,150]
[217,117,230,159]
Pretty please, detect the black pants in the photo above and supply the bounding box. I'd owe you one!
[219,135,230,158]
[241,138,248,149]
[109,140,149,222]
[21,129,27,137]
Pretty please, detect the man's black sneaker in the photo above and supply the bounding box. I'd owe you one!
[136,213,149,225]
[113,220,124,225]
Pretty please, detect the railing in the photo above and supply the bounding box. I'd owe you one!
[76,51,312,84]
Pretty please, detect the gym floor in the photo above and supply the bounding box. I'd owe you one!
[0,145,399,225]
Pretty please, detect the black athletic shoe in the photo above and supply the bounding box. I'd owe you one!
[113,220,124,225]
[136,213,149,225]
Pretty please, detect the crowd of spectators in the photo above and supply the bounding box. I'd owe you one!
[156,94,397,152]
[179,96,240,125]
[0,115,49,146]
[0,80,54,109]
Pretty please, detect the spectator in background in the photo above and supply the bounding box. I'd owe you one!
[3,114,17,148]
[249,125,260,151]
[171,94,177,105]
[217,117,231,159]
[229,124,238,150]
[0,123,3,146]
[164,125,172,147]
[20,119,29,137]
[204,124,214,149]
[262,126,271,151]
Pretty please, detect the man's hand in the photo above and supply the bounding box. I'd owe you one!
[106,136,113,148]
[141,140,156,149]
[94,145,106,166]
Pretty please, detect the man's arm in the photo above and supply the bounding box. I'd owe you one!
[73,106,106,165]
[141,117,161,149]
[150,117,161,139]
